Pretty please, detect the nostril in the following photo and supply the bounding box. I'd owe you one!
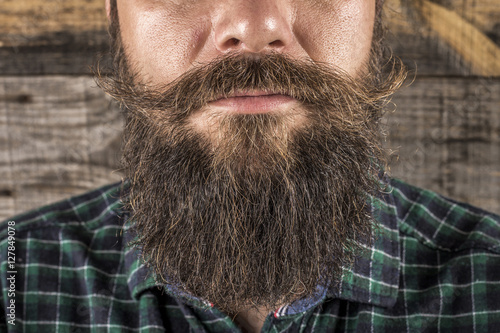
[269,40,284,48]
[225,38,241,49]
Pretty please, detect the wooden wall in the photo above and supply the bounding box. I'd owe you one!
[0,0,499,220]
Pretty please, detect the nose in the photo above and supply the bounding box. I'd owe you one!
[213,0,294,54]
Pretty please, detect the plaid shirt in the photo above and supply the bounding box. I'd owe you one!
[1,178,499,332]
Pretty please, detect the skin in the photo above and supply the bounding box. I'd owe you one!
[105,0,376,331]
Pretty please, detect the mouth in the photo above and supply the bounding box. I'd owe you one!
[208,90,297,114]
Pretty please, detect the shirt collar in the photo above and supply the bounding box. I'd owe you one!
[275,184,401,317]
[122,216,212,309]
[123,181,401,313]
[330,186,401,308]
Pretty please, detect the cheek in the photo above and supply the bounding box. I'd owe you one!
[294,0,374,75]
[117,1,210,85]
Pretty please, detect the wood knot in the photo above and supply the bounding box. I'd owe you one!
[0,189,14,197]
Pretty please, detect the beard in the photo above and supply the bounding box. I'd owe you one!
[96,14,406,314]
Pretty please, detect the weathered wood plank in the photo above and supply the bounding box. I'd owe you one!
[0,0,105,39]
[0,0,499,75]
[0,75,499,220]
[384,0,500,76]
[0,30,110,76]
[0,76,123,219]
[385,76,500,213]
[413,0,500,75]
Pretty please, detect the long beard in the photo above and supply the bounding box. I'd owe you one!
[97,43,406,312]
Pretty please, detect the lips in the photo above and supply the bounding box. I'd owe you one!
[208,91,296,114]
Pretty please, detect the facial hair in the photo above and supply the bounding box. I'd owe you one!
[96,15,406,314]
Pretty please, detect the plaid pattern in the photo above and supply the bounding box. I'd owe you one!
[1,178,499,332]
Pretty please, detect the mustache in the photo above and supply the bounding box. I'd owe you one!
[96,52,405,121]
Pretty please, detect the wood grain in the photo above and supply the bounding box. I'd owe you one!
[415,0,500,76]
[0,0,106,41]
[0,76,123,219]
[384,0,500,76]
[0,76,499,220]
[385,76,500,213]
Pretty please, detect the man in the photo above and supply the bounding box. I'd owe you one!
[1,0,499,332]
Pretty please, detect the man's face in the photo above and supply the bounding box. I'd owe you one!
[114,0,375,80]
[100,0,404,315]
[111,0,375,129]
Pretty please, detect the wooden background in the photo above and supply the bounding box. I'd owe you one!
[0,0,499,220]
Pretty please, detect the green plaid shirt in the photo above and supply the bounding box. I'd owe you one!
[1,178,499,332]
